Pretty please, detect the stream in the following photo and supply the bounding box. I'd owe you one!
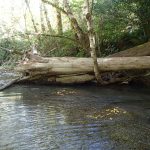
[0,84,150,150]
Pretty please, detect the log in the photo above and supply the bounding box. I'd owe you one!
[16,56,150,75]
[1,42,150,87]
[108,42,150,85]
[108,42,150,57]
[15,56,150,84]
[0,70,21,91]
[14,42,150,84]
[0,78,19,91]
[19,74,95,84]
[56,74,95,84]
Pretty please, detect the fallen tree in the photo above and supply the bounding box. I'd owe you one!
[108,41,150,57]
[0,70,21,91]
[0,78,20,91]
[1,42,150,90]
[17,56,150,74]
[108,41,150,85]
[15,42,150,84]
[15,53,150,84]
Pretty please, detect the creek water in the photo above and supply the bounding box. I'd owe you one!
[0,84,150,150]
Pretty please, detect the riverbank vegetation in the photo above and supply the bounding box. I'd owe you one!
[1,0,150,62]
[0,0,150,87]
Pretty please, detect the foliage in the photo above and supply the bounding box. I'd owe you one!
[37,30,85,57]
[0,37,30,66]
[0,0,150,66]
[93,0,148,55]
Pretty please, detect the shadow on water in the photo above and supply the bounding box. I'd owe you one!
[0,84,150,150]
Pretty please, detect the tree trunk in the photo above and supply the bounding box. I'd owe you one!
[16,56,150,75]
[85,0,103,83]
[63,0,90,52]
[25,0,38,33]
[108,41,150,57]
[40,3,46,33]
[0,78,19,91]
[42,0,90,53]
[55,0,63,34]
[108,41,150,86]
[43,3,53,33]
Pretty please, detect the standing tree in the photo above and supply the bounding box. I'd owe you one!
[25,0,38,33]
[40,3,46,33]
[55,0,63,35]
[63,0,90,52]
[84,0,103,83]
[43,3,53,33]
[42,0,104,83]
[42,0,90,54]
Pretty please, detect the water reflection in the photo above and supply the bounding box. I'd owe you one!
[0,85,150,150]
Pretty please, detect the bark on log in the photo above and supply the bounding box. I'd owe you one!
[108,42,150,57]
[19,74,95,84]
[108,41,150,85]
[16,56,150,75]
[15,56,150,84]
[15,41,150,84]
[0,78,19,91]
[0,70,21,91]
[2,42,150,87]
[56,74,95,84]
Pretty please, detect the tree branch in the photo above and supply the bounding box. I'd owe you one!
[23,32,79,43]
[42,0,68,15]
[0,46,23,55]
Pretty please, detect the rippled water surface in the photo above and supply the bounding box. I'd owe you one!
[0,85,150,150]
